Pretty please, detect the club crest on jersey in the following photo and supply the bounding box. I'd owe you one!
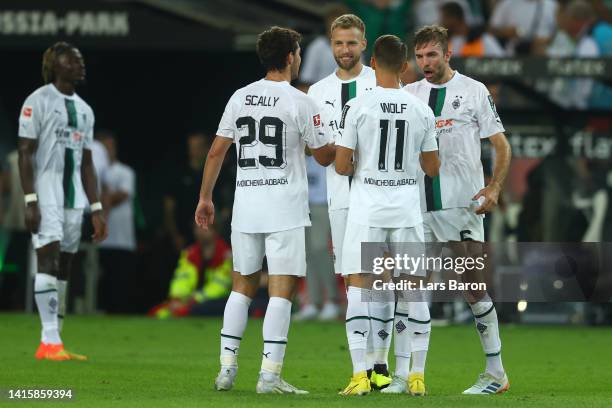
[452,96,462,109]
[313,114,321,127]
[22,106,33,118]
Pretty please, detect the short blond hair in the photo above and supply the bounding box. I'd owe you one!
[330,14,365,37]
[414,25,449,53]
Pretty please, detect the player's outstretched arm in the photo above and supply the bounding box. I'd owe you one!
[310,143,336,167]
[195,136,233,230]
[420,151,440,178]
[473,132,511,215]
[335,146,355,176]
[82,148,108,242]
[17,137,40,233]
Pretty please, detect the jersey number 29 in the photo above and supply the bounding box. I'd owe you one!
[236,116,286,169]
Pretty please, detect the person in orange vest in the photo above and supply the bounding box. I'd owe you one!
[440,2,506,57]
[149,222,232,318]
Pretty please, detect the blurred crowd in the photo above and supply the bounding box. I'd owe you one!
[0,0,610,316]
[301,0,612,110]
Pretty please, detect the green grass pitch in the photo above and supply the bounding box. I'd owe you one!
[1,313,611,407]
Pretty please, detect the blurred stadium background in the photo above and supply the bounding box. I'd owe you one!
[0,0,611,378]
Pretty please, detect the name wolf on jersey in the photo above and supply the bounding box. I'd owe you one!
[244,95,280,107]
[236,177,288,187]
[380,102,407,114]
[364,177,417,187]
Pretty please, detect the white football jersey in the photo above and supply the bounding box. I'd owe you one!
[308,65,376,210]
[217,79,330,233]
[18,84,94,209]
[337,87,438,228]
[403,72,505,212]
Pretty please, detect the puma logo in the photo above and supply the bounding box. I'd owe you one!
[262,351,271,358]
[325,99,336,108]
[224,347,238,354]
[353,330,368,337]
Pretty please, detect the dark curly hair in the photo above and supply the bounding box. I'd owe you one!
[256,26,302,72]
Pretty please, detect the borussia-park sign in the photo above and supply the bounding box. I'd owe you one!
[0,10,129,36]
[0,1,232,50]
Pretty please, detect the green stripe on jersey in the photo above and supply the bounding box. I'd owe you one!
[65,99,78,127]
[348,80,356,100]
[424,87,446,211]
[63,99,78,208]
[341,81,357,108]
[63,148,76,208]
[433,87,446,117]
[432,174,442,210]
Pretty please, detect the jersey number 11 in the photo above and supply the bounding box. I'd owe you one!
[378,119,407,172]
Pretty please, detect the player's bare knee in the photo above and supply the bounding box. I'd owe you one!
[37,258,58,276]
[36,242,60,276]
[268,275,298,300]
[58,252,75,280]
[231,270,259,298]
[464,289,489,304]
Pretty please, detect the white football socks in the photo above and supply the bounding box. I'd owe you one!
[57,279,67,332]
[394,302,412,379]
[369,298,394,367]
[366,324,375,371]
[261,297,292,379]
[346,286,370,374]
[220,291,251,368]
[469,295,505,378]
[408,301,431,375]
[34,273,61,345]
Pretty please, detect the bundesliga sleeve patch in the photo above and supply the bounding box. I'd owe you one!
[22,106,33,118]
[313,114,321,127]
